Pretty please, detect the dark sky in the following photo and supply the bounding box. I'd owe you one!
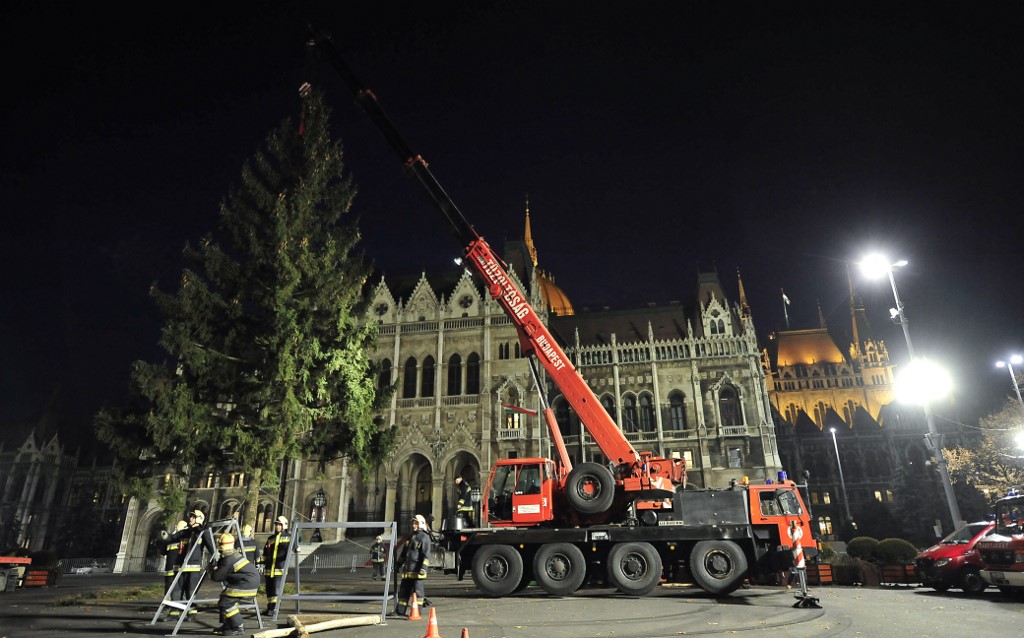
[4,3,1024,444]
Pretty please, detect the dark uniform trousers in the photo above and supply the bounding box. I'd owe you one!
[162,538,181,597]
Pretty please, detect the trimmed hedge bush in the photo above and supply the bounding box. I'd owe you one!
[873,538,918,563]
[846,536,880,560]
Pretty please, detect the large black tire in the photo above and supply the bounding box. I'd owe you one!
[689,540,748,595]
[471,544,524,597]
[533,543,587,596]
[959,567,987,594]
[607,542,662,596]
[565,462,615,515]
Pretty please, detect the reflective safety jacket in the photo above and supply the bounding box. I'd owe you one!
[209,550,260,597]
[162,536,181,576]
[401,529,431,580]
[457,481,474,513]
[261,530,292,577]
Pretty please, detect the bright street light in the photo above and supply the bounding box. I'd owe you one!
[858,253,964,532]
[996,355,1024,408]
[895,359,953,406]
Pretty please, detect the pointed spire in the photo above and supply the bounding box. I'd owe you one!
[817,299,827,329]
[524,195,538,267]
[736,268,751,317]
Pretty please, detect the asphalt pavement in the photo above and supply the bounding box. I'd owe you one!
[1,570,1022,638]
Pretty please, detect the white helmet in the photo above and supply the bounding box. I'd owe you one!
[413,514,428,529]
[276,516,289,528]
[175,520,188,532]
[242,524,254,537]
[191,509,206,525]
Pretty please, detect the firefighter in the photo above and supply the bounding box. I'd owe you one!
[178,509,208,613]
[208,532,260,636]
[393,514,431,617]
[454,476,475,528]
[370,535,386,580]
[260,516,291,615]
[161,521,188,597]
[238,524,261,566]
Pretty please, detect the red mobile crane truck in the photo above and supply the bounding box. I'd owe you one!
[309,34,817,596]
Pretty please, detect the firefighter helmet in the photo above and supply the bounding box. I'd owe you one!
[413,514,428,529]
[219,532,235,547]
[276,516,289,528]
[175,520,188,532]
[242,524,254,537]
[191,509,205,525]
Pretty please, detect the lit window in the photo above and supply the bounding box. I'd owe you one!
[874,490,883,502]
[818,516,833,536]
[823,491,831,504]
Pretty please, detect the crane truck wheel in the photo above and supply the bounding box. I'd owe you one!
[533,543,587,596]
[471,544,524,597]
[565,462,615,515]
[607,542,662,596]
[689,540,748,595]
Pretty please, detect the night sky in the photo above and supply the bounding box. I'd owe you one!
[4,4,1023,446]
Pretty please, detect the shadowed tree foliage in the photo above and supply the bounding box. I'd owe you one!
[97,91,394,524]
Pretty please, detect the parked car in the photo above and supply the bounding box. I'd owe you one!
[915,521,994,594]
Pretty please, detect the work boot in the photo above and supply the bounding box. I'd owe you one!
[213,625,244,636]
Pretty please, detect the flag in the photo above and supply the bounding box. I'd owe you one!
[502,404,538,416]
[781,289,791,305]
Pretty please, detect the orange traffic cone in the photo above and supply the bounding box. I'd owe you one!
[408,593,422,621]
[423,606,441,638]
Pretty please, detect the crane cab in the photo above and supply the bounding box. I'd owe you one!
[483,458,557,526]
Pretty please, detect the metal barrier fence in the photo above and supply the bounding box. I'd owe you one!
[56,558,119,574]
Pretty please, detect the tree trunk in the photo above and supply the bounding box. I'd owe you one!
[244,467,263,527]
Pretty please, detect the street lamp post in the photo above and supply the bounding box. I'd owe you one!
[829,427,854,529]
[996,355,1024,408]
[311,488,327,543]
[860,254,963,532]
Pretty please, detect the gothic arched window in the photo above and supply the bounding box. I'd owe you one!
[403,357,417,399]
[668,391,687,431]
[466,353,481,394]
[639,394,655,432]
[719,387,741,426]
[447,354,463,395]
[623,395,638,432]
[601,395,615,418]
[421,356,435,397]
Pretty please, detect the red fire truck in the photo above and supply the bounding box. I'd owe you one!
[978,487,1024,593]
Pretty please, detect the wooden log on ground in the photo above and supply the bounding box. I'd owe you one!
[252,614,381,638]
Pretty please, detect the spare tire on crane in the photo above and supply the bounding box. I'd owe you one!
[565,462,615,514]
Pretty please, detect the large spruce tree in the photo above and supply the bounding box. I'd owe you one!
[97,91,393,524]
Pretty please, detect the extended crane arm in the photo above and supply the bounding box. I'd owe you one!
[309,33,672,479]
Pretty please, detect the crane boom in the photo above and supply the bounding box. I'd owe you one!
[308,33,684,512]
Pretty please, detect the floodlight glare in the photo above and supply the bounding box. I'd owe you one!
[894,359,953,405]
[859,253,891,279]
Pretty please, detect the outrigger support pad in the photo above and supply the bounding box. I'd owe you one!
[792,593,822,609]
